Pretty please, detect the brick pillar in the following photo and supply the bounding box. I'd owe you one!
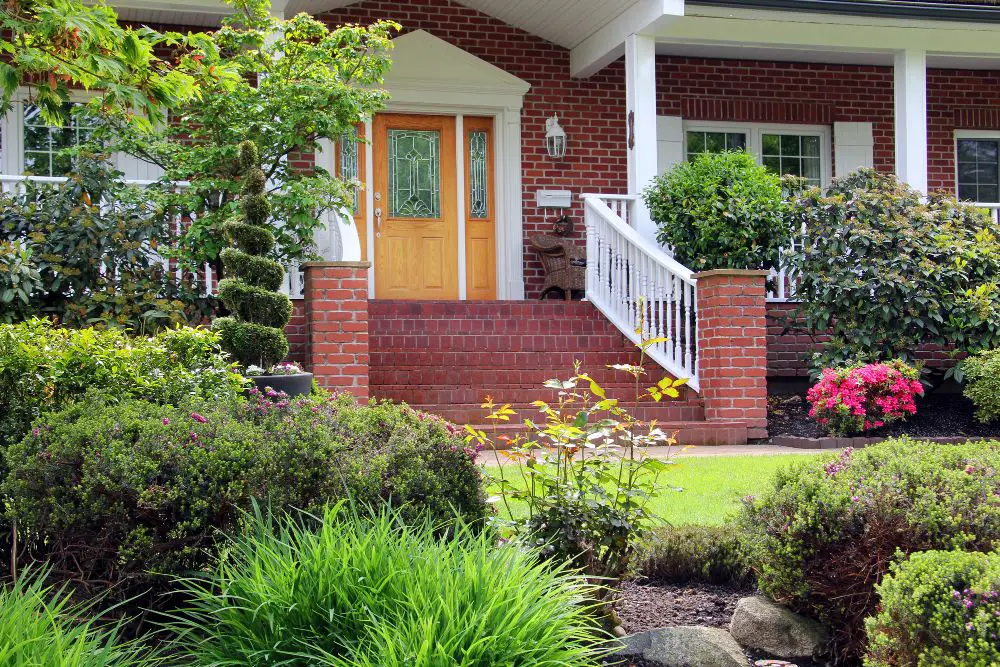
[303,261,370,398]
[694,269,769,440]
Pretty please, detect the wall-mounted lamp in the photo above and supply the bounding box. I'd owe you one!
[545,113,566,159]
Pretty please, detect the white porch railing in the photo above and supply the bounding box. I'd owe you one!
[0,174,309,299]
[583,194,699,391]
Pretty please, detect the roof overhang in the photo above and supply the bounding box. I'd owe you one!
[687,0,1000,23]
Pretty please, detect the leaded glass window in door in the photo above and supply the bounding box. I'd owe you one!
[340,130,360,213]
[389,129,440,217]
[468,130,488,219]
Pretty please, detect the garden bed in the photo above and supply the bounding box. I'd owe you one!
[768,392,1000,444]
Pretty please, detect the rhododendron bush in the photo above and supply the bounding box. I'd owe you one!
[807,360,923,436]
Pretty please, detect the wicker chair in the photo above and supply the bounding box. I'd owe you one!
[530,235,586,300]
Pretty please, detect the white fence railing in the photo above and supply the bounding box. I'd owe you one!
[0,174,307,299]
[583,194,699,391]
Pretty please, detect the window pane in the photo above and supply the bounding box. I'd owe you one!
[979,185,999,203]
[780,134,800,154]
[978,163,999,185]
[959,163,979,183]
[802,157,822,182]
[726,133,747,151]
[978,140,998,164]
[686,131,705,154]
[468,130,489,219]
[24,152,51,175]
[958,139,979,163]
[704,132,726,153]
[23,124,50,152]
[782,157,802,177]
[959,182,979,202]
[762,156,781,174]
[762,134,780,155]
[802,136,821,158]
[388,129,441,218]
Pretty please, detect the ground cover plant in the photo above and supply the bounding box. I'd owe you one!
[739,439,1000,663]
[163,503,611,666]
[635,524,753,587]
[806,360,924,436]
[962,346,1000,423]
[643,150,790,271]
[866,549,1000,667]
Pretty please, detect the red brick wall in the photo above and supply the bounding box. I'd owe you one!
[302,262,370,397]
[695,270,769,439]
[315,0,628,298]
[928,68,1000,193]
[655,58,897,175]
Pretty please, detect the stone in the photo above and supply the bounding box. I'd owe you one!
[730,595,828,660]
[617,626,746,667]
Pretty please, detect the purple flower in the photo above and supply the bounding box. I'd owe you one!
[162,418,171,425]
[190,412,208,423]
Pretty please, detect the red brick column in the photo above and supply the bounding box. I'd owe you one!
[695,269,769,440]
[303,261,370,398]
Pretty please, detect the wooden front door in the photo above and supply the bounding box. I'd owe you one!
[373,113,458,299]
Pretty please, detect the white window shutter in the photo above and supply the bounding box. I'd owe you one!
[833,121,874,178]
[115,152,164,182]
[656,115,683,176]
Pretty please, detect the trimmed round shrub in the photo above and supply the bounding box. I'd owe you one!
[214,141,291,370]
[738,439,1000,663]
[4,391,487,598]
[642,150,789,271]
[806,360,923,436]
[866,549,1000,667]
[962,347,1000,423]
[636,524,753,587]
[164,504,611,666]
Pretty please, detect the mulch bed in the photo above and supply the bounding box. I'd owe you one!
[615,581,750,633]
[768,391,1000,440]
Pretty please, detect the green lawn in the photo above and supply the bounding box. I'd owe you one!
[481,453,827,526]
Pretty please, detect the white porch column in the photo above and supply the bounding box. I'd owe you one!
[625,33,659,243]
[893,49,928,193]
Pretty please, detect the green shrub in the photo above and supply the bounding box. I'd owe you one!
[642,150,789,271]
[790,169,1000,374]
[962,347,1000,423]
[214,141,292,370]
[164,504,611,666]
[0,241,43,323]
[4,391,487,596]
[866,549,1000,667]
[0,319,245,448]
[636,524,753,587]
[738,439,1000,663]
[0,569,150,666]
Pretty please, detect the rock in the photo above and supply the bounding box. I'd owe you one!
[730,596,828,660]
[617,626,746,667]
[612,625,628,638]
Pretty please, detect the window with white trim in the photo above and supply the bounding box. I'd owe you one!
[22,103,97,177]
[684,122,831,187]
[956,136,1000,204]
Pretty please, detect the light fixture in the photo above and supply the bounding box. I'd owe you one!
[545,113,566,159]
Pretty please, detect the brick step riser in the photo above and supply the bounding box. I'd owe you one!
[374,386,702,409]
[460,421,749,448]
[411,405,706,424]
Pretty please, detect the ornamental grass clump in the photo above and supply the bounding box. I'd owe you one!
[866,549,1000,667]
[213,140,292,370]
[163,504,611,667]
[806,360,923,436]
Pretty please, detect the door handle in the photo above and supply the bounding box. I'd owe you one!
[375,206,383,238]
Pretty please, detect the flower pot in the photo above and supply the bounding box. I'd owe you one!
[251,372,313,398]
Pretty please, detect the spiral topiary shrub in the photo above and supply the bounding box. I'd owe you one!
[213,141,291,369]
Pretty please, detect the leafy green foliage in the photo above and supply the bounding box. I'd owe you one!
[0,0,235,128]
[0,159,216,329]
[866,550,1000,667]
[961,347,1000,423]
[0,319,244,449]
[0,569,151,667]
[98,0,397,267]
[4,390,487,599]
[642,151,790,271]
[468,347,683,591]
[214,141,291,369]
[0,241,42,323]
[636,524,753,587]
[790,169,1000,374]
[739,439,1000,663]
[163,504,611,667]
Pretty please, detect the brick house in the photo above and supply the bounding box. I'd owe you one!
[5,0,1000,444]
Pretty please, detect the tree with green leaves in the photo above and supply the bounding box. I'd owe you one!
[1,0,235,129]
[98,0,397,273]
[214,141,291,370]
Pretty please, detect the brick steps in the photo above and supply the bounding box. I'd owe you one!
[454,419,750,448]
[406,401,705,425]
